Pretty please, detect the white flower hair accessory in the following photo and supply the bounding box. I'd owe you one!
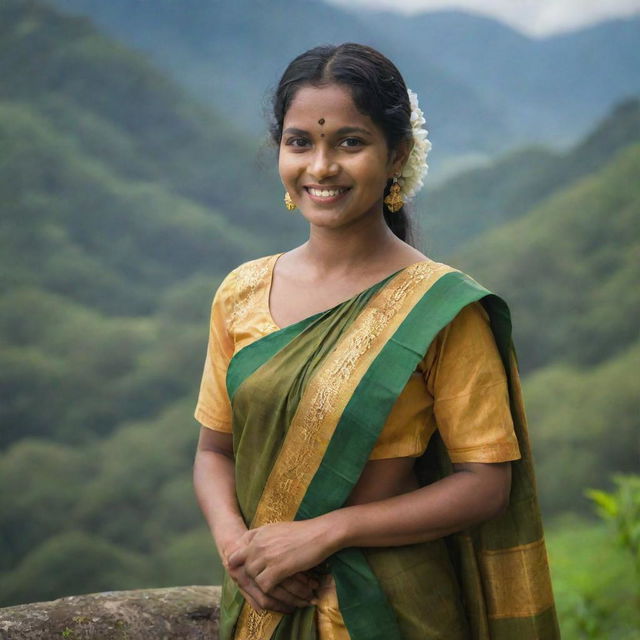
[397,88,432,200]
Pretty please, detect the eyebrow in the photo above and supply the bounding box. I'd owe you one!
[283,126,373,136]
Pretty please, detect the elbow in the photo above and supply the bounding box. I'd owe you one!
[479,471,512,521]
[493,492,510,518]
[454,460,512,522]
[488,460,513,519]
[478,491,508,524]
[489,478,512,519]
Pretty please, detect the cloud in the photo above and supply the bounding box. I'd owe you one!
[325,0,640,36]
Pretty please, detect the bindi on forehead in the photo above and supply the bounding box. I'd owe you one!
[318,118,325,125]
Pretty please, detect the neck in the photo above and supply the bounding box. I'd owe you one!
[301,209,403,276]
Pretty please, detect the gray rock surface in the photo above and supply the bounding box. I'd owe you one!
[0,585,221,639]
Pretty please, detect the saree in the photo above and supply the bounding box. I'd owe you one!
[217,257,560,640]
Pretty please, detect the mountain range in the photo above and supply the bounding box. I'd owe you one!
[48,0,640,179]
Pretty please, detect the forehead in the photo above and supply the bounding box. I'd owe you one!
[284,84,375,129]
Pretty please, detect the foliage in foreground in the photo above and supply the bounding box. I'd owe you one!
[547,474,640,639]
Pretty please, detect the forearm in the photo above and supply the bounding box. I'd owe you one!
[320,467,507,551]
[194,444,319,611]
[193,447,246,556]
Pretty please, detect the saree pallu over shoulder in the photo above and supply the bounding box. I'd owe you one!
[221,259,560,640]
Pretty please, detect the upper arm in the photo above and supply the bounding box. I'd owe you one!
[423,301,521,464]
[194,273,236,433]
[197,425,234,458]
[452,460,513,514]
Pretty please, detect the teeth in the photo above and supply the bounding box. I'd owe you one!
[308,187,347,197]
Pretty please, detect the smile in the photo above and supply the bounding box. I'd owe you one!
[304,186,351,203]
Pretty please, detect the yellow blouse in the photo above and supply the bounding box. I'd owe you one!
[194,254,521,464]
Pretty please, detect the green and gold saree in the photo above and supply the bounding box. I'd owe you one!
[220,259,560,640]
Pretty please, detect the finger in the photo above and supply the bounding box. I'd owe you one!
[280,576,316,601]
[242,583,294,614]
[228,546,249,569]
[255,568,316,608]
[267,581,315,608]
[295,571,321,591]
[244,557,267,582]
[221,551,236,571]
[238,587,263,613]
[286,575,316,599]
[237,566,295,614]
[223,534,255,570]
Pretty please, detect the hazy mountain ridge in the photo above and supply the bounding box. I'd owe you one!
[422,97,640,256]
[356,8,640,148]
[48,0,640,169]
[46,0,518,167]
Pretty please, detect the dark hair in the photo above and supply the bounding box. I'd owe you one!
[268,42,420,247]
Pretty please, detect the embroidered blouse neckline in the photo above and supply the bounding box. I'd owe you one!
[264,252,433,331]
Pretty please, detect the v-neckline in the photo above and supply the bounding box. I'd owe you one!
[265,251,432,331]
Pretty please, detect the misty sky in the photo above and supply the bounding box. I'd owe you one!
[325,0,640,36]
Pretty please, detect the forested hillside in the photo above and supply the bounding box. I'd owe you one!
[454,142,640,371]
[423,98,640,256]
[452,142,640,514]
[0,0,300,316]
[0,0,304,449]
[0,0,297,605]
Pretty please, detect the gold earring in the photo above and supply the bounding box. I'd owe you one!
[284,191,297,212]
[383,176,404,213]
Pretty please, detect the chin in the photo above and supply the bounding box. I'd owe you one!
[314,215,360,231]
[300,208,347,225]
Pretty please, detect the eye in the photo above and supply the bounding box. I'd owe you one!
[339,137,364,148]
[285,136,310,148]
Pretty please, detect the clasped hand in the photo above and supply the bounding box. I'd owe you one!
[224,519,332,614]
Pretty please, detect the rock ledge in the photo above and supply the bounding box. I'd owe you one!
[0,585,221,639]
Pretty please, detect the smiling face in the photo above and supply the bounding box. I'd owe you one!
[278,83,409,228]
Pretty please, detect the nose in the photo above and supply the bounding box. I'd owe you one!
[308,146,339,180]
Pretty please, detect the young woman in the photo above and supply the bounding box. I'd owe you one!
[193,43,560,640]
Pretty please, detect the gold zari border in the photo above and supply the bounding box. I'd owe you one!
[234,260,454,639]
[480,538,555,619]
[228,258,272,332]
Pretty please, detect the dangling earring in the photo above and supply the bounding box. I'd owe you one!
[383,176,404,213]
[284,191,297,212]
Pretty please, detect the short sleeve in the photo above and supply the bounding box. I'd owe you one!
[421,301,521,463]
[194,274,235,432]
